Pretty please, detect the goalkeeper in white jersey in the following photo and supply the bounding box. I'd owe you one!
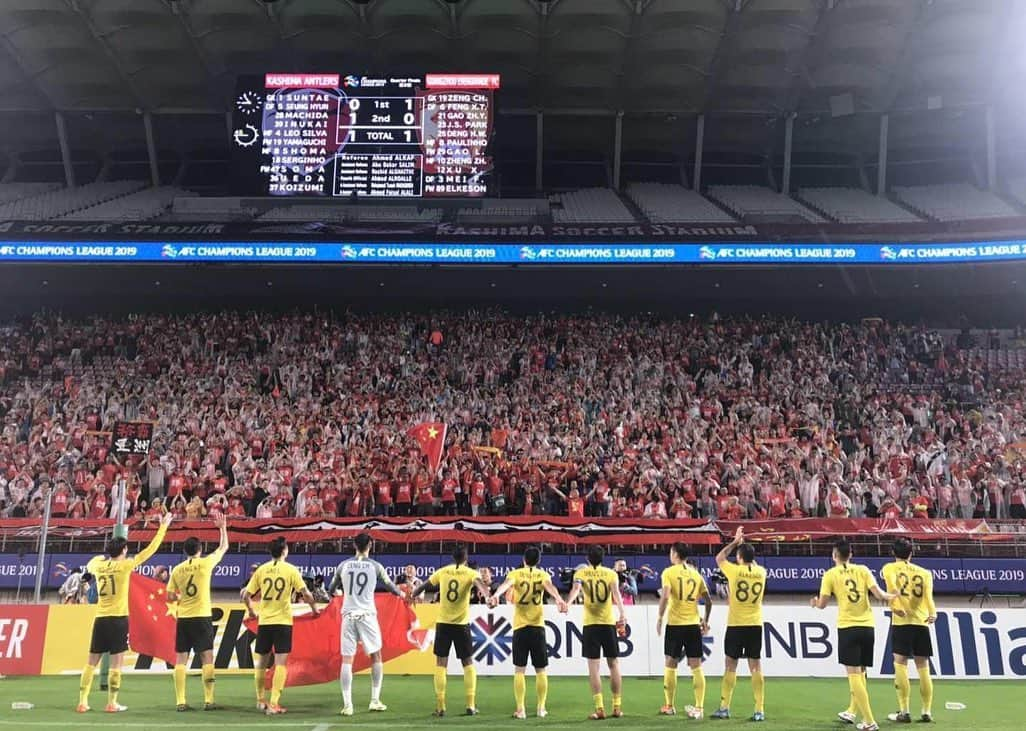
[329,532,405,716]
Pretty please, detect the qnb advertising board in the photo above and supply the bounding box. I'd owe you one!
[232,72,498,198]
[5,604,1026,679]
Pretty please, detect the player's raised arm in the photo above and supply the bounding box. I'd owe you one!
[716,526,744,566]
[132,511,173,567]
[211,514,229,561]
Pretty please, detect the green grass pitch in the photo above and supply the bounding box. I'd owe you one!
[0,674,1016,730]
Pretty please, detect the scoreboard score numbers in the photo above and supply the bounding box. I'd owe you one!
[232,73,499,199]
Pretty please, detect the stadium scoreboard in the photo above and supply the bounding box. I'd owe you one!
[232,73,499,198]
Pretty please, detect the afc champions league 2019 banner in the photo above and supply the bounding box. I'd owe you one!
[2,603,1025,680]
[10,552,1026,595]
[0,240,1025,265]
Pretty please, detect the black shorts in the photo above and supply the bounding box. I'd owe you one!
[434,622,473,660]
[89,616,129,655]
[724,626,763,660]
[838,627,875,667]
[664,624,704,660]
[891,625,933,658]
[512,626,548,668]
[254,624,293,655]
[582,625,619,660]
[176,617,215,655]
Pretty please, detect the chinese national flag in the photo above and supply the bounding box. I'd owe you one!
[244,595,424,688]
[128,573,178,665]
[408,421,447,474]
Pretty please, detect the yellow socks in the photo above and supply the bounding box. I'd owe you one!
[513,672,526,712]
[464,665,477,709]
[845,671,865,715]
[536,671,549,710]
[894,663,910,712]
[720,670,737,710]
[202,664,216,705]
[663,667,678,708]
[78,664,96,708]
[254,667,266,704]
[751,670,765,714]
[849,673,875,725]
[691,667,705,711]
[593,692,605,712]
[174,665,187,706]
[919,665,934,716]
[433,666,448,711]
[107,669,122,706]
[270,665,287,706]
[612,693,622,711]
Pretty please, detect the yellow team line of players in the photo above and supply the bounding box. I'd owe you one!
[76,521,938,729]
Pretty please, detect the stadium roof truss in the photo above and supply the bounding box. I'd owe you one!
[0,0,1022,155]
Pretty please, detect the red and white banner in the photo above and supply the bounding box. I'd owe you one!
[717,517,998,542]
[0,516,719,546]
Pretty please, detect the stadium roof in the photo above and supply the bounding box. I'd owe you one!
[0,0,1023,156]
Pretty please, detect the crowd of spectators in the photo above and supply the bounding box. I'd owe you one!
[1,310,1025,524]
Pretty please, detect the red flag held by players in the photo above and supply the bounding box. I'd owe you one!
[127,572,178,665]
[244,594,423,687]
[408,421,447,474]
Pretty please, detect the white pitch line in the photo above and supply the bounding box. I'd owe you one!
[0,723,537,730]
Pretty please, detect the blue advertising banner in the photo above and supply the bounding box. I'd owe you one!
[9,552,1025,595]
[0,241,1024,265]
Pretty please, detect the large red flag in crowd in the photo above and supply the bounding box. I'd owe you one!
[128,573,178,665]
[244,595,423,688]
[408,421,447,473]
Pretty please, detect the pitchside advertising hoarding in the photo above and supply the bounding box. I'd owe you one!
[9,552,1026,594]
[1,603,1024,680]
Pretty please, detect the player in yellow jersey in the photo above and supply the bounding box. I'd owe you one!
[166,514,228,711]
[242,536,320,716]
[811,538,896,731]
[711,526,768,722]
[565,546,628,720]
[487,546,568,719]
[656,541,713,720]
[881,538,937,724]
[76,511,173,714]
[411,544,492,717]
